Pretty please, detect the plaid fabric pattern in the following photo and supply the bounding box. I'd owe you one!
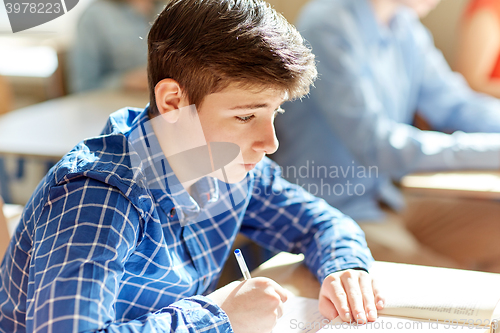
[0,107,373,332]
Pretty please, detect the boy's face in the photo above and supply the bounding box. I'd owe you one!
[197,84,284,183]
[399,0,441,18]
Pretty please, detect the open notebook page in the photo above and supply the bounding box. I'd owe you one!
[371,262,500,324]
[275,296,492,333]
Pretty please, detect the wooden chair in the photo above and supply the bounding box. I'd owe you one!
[0,196,11,260]
[0,75,12,116]
[413,113,433,131]
[0,75,15,204]
[0,196,23,260]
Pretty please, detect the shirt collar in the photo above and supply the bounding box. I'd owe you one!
[351,0,403,46]
[126,107,219,224]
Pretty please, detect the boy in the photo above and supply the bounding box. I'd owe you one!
[0,0,383,332]
[274,0,500,270]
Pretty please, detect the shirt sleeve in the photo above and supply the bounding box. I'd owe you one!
[27,177,232,333]
[241,159,373,283]
[300,17,500,178]
[412,15,500,134]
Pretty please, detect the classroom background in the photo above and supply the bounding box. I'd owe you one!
[0,0,483,272]
[0,0,470,204]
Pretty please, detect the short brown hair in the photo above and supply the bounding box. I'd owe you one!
[147,0,317,116]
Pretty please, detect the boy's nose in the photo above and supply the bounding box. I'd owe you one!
[253,121,279,155]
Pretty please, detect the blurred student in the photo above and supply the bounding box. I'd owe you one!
[456,0,500,98]
[274,0,500,272]
[67,0,163,93]
[0,1,383,331]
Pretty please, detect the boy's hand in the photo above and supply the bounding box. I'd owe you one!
[207,277,288,333]
[318,270,384,324]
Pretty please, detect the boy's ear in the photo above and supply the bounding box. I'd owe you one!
[154,79,189,123]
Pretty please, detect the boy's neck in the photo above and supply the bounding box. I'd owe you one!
[150,106,208,197]
[369,0,401,26]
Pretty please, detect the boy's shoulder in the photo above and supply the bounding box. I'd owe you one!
[48,107,147,196]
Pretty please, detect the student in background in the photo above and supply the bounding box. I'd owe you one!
[67,0,163,93]
[456,0,500,98]
[274,0,500,272]
[0,1,384,331]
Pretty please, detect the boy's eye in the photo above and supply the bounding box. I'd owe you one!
[236,115,255,123]
[235,107,284,123]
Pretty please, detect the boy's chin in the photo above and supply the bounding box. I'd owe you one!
[211,164,249,184]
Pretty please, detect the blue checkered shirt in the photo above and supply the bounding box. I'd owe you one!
[0,107,372,332]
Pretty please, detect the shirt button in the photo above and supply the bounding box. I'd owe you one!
[169,208,176,217]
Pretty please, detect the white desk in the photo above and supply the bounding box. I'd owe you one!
[0,89,149,204]
[0,89,149,159]
[401,170,500,200]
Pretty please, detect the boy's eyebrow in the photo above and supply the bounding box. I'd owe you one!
[229,103,270,110]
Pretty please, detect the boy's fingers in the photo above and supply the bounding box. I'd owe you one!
[372,278,385,310]
[276,299,285,318]
[318,294,339,320]
[267,278,289,303]
[325,276,352,322]
[359,273,377,321]
[341,272,366,324]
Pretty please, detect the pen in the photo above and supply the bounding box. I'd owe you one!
[234,249,252,280]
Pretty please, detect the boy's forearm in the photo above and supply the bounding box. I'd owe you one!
[241,159,373,281]
[29,296,230,333]
[302,216,373,283]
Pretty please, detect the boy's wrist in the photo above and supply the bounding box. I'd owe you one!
[319,258,373,283]
[172,295,233,330]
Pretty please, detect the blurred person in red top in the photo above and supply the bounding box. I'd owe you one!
[456,0,500,98]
